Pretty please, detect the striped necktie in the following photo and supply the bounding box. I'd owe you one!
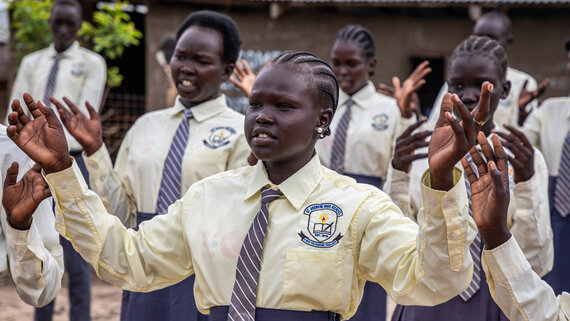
[227,187,283,321]
[330,98,355,173]
[42,54,63,107]
[155,108,193,214]
[554,131,570,217]
[459,153,483,302]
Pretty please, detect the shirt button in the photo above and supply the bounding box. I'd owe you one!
[449,232,457,240]
[56,216,63,223]
[428,200,436,207]
[60,181,67,189]
[91,163,98,169]
[443,200,451,208]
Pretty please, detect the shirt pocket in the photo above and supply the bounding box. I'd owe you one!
[281,248,343,311]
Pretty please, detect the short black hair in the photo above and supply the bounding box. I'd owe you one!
[565,38,570,51]
[268,51,339,138]
[158,36,177,63]
[449,36,508,83]
[176,10,242,65]
[333,25,376,76]
[479,10,512,37]
[52,0,82,19]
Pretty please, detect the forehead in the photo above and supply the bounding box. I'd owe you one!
[331,40,365,59]
[51,4,81,21]
[176,26,224,57]
[252,66,313,99]
[448,54,501,81]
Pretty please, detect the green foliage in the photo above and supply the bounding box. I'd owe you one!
[8,0,53,61]
[106,66,123,88]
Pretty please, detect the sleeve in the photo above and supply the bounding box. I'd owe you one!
[383,164,412,219]
[6,56,32,123]
[521,106,543,150]
[1,198,64,307]
[509,149,553,277]
[358,167,477,306]
[226,132,251,170]
[45,161,194,292]
[84,140,138,229]
[482,236,570,321]
[77,54,106,111]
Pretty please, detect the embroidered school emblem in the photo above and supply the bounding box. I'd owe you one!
[70,62,85,77]
[371,113,389,131]
[298,203,343,248]
[203,126,236,149]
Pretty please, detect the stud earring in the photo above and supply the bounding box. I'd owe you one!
[316,127,324,134]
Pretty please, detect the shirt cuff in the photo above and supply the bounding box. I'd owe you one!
[513,177,535,210]
[84,144,112,172]
[44,159,89,200]
[420,167,465,218]
[482,236,530,283]
[5,222,32,257]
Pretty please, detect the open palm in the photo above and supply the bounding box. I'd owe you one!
[3,163,51,230]
[53,97,103,155]
[6,94,71,173]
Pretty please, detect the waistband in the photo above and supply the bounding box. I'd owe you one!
[209,306,340,321]
[344,173,383,189]
[136,211,157,227]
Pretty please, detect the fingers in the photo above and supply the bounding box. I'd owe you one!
[23,93,43,120]
[477,131,496,165]
[445,111,466,139]
[377,83,395,96]
[52,98,71,125]
[11,98,31,125]
[521,79,528,90]
[472,82,493,129]
[436,93,454,127]
[503,124,533,149]
[491,134,509,189]
[85,101,99,120]
[461,156,477,185]
[400,117,428,138]
[451,94,475,142]
[62,97,81,115]
[469,141,488,177]
[4,162,19,188]
[392,77,402,91]
[38,100,62,129]
[242,60,253,74]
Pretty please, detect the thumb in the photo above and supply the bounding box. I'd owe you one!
[85,102,99,121]
[392,77,401,91]
[4,162,19,188]
[521,79,528,90]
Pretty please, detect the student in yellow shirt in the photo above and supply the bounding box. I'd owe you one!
[5,50,492,320]
[47,10,250,321]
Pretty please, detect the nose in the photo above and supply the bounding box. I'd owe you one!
[255,107,274,124]
[338,65,349,76]
[461,86,480,106]
[179,61,197,75]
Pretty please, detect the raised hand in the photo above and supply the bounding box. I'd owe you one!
[428,82,492,190]
[6,93,71,174]
[377,83,422,119]
[229,59,256,96]
[2,162,52,230]
[495,124,535,183]
[378,61,431,119]
[462,133,511,250]
[517,78,549,126]
[392,117,432,173]
[53,97,103,156]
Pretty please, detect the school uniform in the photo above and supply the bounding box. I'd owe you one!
[45,152,476,321]
[316,81,415,320]
[482,236,570,321]
[384,133,553,321]
[8,41,106,321]
[522,97,570,295]
[427,67,538,129]
[83,94,250,321]
[316,81,416,188]
[0,125,64,307]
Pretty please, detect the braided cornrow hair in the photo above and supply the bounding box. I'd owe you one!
[449,36,508,82]
[335,24,376,76]
[269,51,339,138]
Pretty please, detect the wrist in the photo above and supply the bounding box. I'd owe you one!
[479,226,511,250]
[44,156,73,174]
[429,168,453,191]
[7,216,32,230]
[84,140,103,156]
[392,159,409,173]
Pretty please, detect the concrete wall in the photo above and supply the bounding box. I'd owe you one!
[145,4,570,112]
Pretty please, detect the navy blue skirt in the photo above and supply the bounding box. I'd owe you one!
[119,212,208,321]
[543,176,570,295]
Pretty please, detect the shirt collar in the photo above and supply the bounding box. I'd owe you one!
[47,41,79,59]
[244,153,323,210]
[338,80,376,109]
[168,94,227,122]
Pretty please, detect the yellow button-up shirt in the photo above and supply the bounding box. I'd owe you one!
[482,236,570,321]
[84,95,250,228]
[0,125,63,307]
[316,81,416,183]
[7,41,107,152]
[522,97,570,176]
[47,153,474,320]
[384,136,553,277]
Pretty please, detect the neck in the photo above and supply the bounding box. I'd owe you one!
[180,93,220,108]
[263,150,315,185]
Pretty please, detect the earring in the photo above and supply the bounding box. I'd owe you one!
[316,127,324,134]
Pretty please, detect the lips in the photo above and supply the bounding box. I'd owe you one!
[251,128,276,145]
[177,79,196,92]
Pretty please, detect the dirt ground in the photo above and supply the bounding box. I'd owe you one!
[0,273,122,321]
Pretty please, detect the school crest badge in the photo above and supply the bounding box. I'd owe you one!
[203,126,236,149]
[298,203,343,248]
[70,62,85,77]
[371,113,389,131]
